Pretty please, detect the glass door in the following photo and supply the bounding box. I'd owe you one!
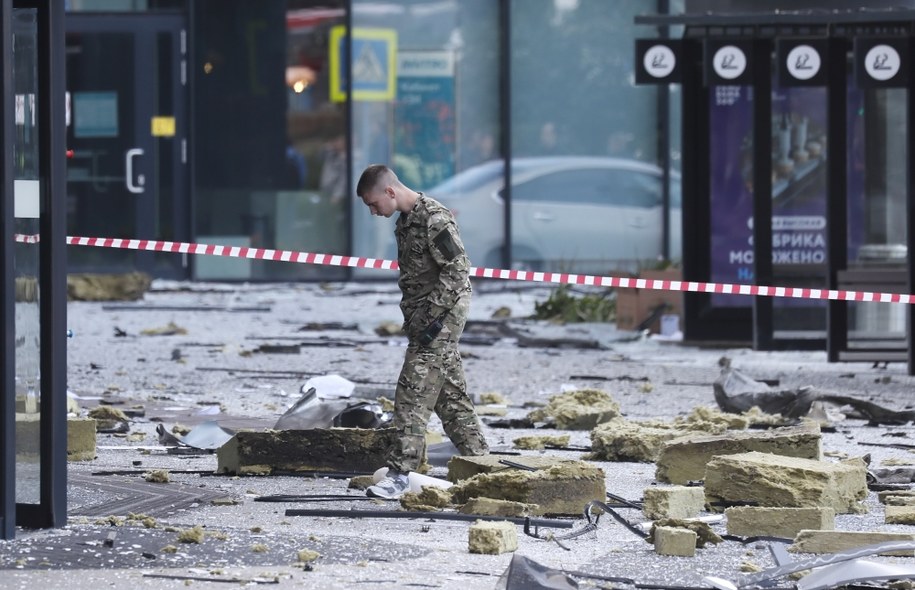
[65,14,187,277]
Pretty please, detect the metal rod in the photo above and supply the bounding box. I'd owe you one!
[284,508,575,529]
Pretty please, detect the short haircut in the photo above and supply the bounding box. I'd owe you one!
[356,164,392,197]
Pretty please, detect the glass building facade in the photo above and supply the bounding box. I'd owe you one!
[61,0,682,281]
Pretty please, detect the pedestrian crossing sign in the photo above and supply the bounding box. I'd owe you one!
[329,26,398,102]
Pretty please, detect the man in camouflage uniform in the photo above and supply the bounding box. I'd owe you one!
[356,164,489,499]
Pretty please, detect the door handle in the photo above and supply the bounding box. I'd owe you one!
[532,211,555,221]
[125,148,145,194]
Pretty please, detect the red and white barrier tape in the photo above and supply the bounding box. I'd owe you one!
[13,233,915,305]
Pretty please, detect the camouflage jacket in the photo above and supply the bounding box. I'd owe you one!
[394,193,471,335]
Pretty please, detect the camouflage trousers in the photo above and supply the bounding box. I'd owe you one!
[387,297,489,473]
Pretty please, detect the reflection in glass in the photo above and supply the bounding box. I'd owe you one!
[847,88,908,343]
[770,86,828,338]
[510,0,663,273]
[351,0,500,275]
[13,8,42,506]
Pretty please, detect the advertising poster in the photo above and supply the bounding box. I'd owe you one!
[709,84,866,307]
[394,51,456,188]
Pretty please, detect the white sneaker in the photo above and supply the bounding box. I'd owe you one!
[366,472,409,499]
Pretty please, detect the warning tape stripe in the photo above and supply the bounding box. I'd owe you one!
[12,233,915,304]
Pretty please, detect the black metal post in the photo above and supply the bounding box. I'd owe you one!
[681,35,708,341]
[16,0,66,529]
[0,0,16,541]
[499,0,512,268]
[752,38,774,351]
[908,37,915,376]
[826,38,849,364]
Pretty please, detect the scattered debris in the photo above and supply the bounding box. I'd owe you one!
[705,540,915,590]
[374,321,403,336]
[653,526,697,556]
[156,421,235,450]
[217,428,397,475]
[480,392,508,405]
[459,498,538,518]
[297,549,321,563]
[648,518,723,548]
[705,452,868,514]
[526,389,620,429]
[140,321,188,336]
[716,358,915,425]
[513,434,571,450]
[177,525,205,544]
[400,486,453,512]
[725,506,835,538]
[450,462,605,516]
[143,469,170,483]
[642,485,705,520]
[67,272,151,301]
[469,520,518,555]
[655,424,822,484]
[496,554,579,590]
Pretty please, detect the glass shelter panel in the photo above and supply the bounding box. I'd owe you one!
[771,86,828,339]
[12,7,41,506]
[509,0,666,274]
[846,87,909,348]
[351,0,501,274]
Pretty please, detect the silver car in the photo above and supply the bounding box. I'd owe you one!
[427,156,681,273]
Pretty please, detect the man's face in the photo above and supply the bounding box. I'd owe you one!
[359,184,396,218]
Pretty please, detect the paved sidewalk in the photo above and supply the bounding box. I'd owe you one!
[3,280,915,589]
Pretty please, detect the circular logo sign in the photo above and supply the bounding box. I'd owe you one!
[643,45,676,78]
[786,45,821,80]
[713,45,747,80]
[865,44,901,81]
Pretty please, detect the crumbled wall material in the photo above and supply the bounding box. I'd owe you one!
[642,486,706,520]
[789,530,915,555]
[879,490,915,504]
[653,526,697,557]
[589,419,688,462]
[704,452,867,514]
[724,506,835,538]
[656,424,822,484]
[67,418,97,461]
[468,520,518,555]
[217,428,397,475]
[649,518,722,547]
[451,461,605,516]
[526,389,620,429]
[400,486,452,511]
[459,498,538,518]
[447,455,583,483]
[16,415,98,460]
[67,272,151,301]
[513,434,571,450]
[886,506,915,525]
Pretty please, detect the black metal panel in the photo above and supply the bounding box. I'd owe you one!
[751,38,774,350]
[0,0,16,541]
[826,38,850,363]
